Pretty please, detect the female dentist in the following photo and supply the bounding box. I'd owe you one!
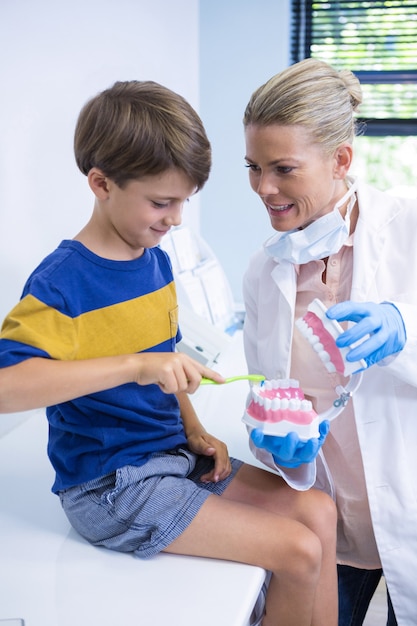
[242,57,417,626]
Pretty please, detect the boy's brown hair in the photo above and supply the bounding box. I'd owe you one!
[74,80,211,190]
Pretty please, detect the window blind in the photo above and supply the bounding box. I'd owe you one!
[291,0,417,134]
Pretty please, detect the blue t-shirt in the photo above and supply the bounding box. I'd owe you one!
[0,241,186,492]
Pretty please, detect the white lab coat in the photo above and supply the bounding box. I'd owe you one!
[243,178,417,625]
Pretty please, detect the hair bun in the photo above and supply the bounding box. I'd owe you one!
[338,69,363,112]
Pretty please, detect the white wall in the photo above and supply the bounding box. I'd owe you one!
[199,0,291,302]
[0,0,292,318]
[0,0,200,322]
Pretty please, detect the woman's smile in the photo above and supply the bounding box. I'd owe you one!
[245,124,349,232]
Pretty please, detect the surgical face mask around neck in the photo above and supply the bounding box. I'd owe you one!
[264,180,358,265]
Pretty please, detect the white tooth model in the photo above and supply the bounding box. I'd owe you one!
[243,299,365,441]
[242,378,321,440]
[295,298,366,376]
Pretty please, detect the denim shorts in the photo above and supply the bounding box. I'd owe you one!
[59,448,243,559]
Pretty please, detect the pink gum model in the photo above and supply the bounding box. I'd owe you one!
[243,379,320,440]
[295,299,366,377]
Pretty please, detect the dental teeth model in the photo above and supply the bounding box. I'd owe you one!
[295,298,366,376]
[242,378,320,440]
[242,300,366,440]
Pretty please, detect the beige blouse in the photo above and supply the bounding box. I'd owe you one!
[290,236,381,569]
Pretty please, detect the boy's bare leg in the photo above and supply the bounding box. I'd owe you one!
[222,464,338,625]
[163,464,337,626]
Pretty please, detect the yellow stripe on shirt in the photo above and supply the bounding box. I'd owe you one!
[1,282,178,360]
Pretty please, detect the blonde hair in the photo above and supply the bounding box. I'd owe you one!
[243,58,363,155]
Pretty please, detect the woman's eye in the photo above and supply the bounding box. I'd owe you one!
[245,163,259,172]
[152,201,168,209]
[277,166,293,174]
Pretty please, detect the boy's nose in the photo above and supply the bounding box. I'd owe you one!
[163,206,182,227]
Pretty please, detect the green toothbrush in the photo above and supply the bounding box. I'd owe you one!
[200,374,265,385]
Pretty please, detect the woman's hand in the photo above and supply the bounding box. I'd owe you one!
[187,430,232,483]
[251,420,330,468]
[327,301,406,367]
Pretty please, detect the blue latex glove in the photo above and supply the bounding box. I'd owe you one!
[250,420,330,468]
[326,301,406,368]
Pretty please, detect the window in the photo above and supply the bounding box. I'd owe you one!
[291,0,417,192]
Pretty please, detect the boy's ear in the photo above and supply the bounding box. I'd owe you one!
[333,144,353,180]
[87,168,110,199]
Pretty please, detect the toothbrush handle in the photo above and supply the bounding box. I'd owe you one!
[200,374,265,385]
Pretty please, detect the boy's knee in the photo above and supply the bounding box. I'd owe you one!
[311,490,337,534]
[294,531,322,578]
[273,528,322,584]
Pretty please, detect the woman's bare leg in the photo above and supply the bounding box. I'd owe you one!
[163,463,337,626]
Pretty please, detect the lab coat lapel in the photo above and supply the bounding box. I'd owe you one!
[270,260,297,378]
[350,182,397,301]
[351,219,385,301]
[270,260,297,309]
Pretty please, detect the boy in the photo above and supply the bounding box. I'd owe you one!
[0,81,337,625]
